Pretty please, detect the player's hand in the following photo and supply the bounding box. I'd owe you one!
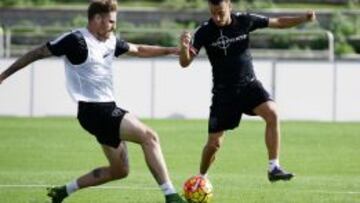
[180,31,192,49]
[168,47,180,55]
[306,11,316,22]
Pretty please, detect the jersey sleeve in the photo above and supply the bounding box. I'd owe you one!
[115,38,130,57]
[46,32,72,56]
[247,13,269,32]
[190,25,206,55]
[46,31,88,65]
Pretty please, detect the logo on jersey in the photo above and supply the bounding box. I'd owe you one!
[103,52,111,58]
[211,32,248,55]
[211,34,247,49]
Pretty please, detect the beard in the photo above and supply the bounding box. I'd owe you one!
[98,30,113,40]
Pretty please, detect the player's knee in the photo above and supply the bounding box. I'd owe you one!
[264,109,279,125]
[111,166,129,180]
[206,138,222,152]
[142,129,160,147]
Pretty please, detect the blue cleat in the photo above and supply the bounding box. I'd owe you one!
[268,167,294,182]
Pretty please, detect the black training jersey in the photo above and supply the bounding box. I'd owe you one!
[191,12,269,91]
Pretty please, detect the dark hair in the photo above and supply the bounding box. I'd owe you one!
[208,0,230,5]
[88,0,118,20]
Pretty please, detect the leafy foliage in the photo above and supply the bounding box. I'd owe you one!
[329,12,356,55]
[2,0,360,55]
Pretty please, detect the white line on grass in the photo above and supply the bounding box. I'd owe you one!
[0,184,158,191]
[0,184,359,195]
[306,190,360,195]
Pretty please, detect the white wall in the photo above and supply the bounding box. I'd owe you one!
[276,61,334,121]
[0,59,32,116]
[336,62,360,121]
[0,57,359,121]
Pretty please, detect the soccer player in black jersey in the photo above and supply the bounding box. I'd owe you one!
[0,1,186,203]
[179,0,316,182]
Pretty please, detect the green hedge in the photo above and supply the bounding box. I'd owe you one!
[8,12,359,55]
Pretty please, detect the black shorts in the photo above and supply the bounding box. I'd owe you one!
[208,80,271,133]
[77,101,128,148]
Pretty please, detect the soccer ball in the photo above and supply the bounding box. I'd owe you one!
[183,175,213,203]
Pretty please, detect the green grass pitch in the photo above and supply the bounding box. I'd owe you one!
[0,117,359,203]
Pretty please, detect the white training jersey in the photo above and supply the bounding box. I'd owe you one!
[46,28,129,102]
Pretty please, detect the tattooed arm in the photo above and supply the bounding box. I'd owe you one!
[0,44,52,84]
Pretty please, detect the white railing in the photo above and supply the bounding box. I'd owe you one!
[0,27,3,58]
[3,29,359,121]
[1,58,360,121]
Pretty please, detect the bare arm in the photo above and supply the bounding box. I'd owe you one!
[126,43,179,57]
[0,44,52,84]
[268,11,316,29]
[179,31,195,68]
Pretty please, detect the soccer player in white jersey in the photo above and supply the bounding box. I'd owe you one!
[0,1,186,203]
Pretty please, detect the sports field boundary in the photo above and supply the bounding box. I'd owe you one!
[0,184,359,195]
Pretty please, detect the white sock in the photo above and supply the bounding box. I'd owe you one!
[199,173,208,178]
[160,181,176,195]
[268,159,280,172]
[66,180,79,195]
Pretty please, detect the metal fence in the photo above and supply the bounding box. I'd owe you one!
[0,58,359,121]
[2,28,359,121]
[0,27,335,60]
[0,26,3,58]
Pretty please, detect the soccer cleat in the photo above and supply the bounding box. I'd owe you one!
[165,193,187,203]
[47,186,68,203]
[268,167,294,182]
